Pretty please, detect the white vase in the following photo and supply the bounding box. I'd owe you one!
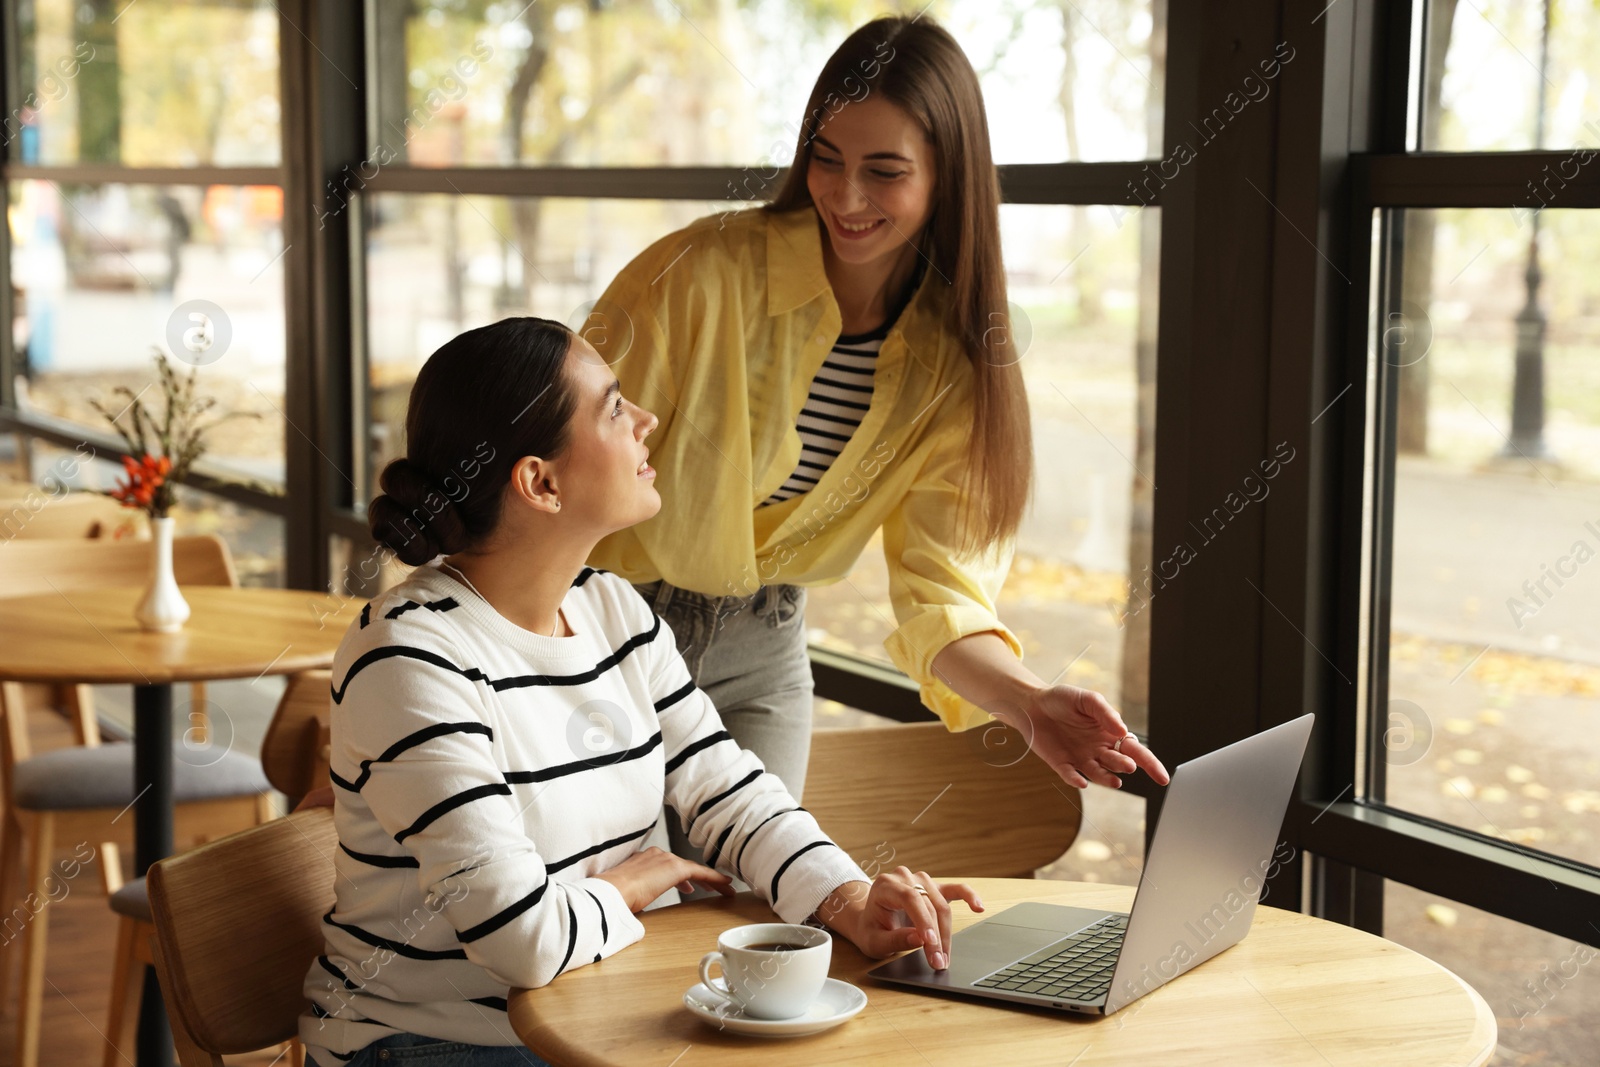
[134,516,191,633]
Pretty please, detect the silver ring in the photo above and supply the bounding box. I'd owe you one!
[913,885,930,896]
[1113,732,1137,753]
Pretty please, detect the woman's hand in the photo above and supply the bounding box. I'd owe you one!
[1013,683,1170,790]
[594,846,735,913]
[817,867,983,971]
[929,633,1168,791]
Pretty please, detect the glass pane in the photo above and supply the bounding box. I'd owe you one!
[360,196,1157,883]
[807,201,1157,702]
[8,180,288,487]
[1415,0,1599,151]
[22,437,285,586]
[329,530,413,603]
[361,193,727,499]
[1385,881,1600,1065]
[1371,207,1600,870]
[12,0,281,166]
[806,200,1158,884]
[1038,789,1146,885]
[170,480,285,587]
[370,0,1158,167]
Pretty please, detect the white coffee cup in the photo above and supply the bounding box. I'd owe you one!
[697,922,831,1020]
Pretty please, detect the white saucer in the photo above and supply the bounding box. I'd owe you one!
[683,977,867,1037]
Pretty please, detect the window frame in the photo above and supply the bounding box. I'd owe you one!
[0,4,1175,729]
[1282,0,1600,944]
[21,0,1594,959]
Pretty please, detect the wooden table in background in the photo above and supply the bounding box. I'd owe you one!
[0,586,356,1067]
[509,877,1496,1067]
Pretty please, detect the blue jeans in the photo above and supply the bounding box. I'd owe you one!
[325,1031,552,1066]
[632,580,814,895]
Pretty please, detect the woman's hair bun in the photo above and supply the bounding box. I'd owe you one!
[363,316,578,569]
[369,457,472,566]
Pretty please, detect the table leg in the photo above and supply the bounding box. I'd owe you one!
[134,683,174,1067]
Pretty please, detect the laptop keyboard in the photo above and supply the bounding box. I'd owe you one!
[971,914,1127,1002]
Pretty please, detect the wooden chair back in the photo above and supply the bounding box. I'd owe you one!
[0,533,236,598]
[0,492,148,541]
[803,722,1081,879]
[148,808,337,1063]
[259,670,333,800]
[0,534,237,752]
[0,498,152,738]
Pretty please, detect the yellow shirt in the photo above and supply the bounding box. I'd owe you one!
[585,204,1022,731]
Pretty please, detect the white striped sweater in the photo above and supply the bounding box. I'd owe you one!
[299,564,869,1062]
[760,324,887,506]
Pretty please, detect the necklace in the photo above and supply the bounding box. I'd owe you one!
[440,559,561,638]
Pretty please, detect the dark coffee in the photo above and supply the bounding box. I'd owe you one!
[742,941,807,953]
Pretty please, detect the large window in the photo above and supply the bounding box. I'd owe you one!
[1412,0,1600,153]
[1287,0,1600,1059]
[364,0,1159,168]
[1372,208,1600,871]
[11,0,281,167]
[4,0,289,586]
[804,198,1161,884]
[346,0,1167,888]
[10,179,288,485]
[15,1,1591,1058]
[360,194,728,498]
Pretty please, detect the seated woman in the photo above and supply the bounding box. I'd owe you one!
[300,316,982,1067]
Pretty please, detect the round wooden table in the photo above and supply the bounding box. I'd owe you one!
[509,877,1496,1067]
[0,585,357,1067]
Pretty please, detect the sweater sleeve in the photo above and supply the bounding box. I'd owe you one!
[329,623,645,990]
[880,388,1024,733]
[635,593,870,924]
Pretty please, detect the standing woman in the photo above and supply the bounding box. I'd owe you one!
[586,15,1168,867]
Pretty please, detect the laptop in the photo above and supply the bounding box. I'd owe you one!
[866,713,1314,1016]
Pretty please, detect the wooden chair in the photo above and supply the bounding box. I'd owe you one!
[0,490,149,541]
[0,531,235,591]
[258,669,335,807]
[0,497,148,758]
[103,669,331,1067]
[148,808,337,1067]
[0,536,271,1067]
[803,721,1082,879]
[0,679,275,1067]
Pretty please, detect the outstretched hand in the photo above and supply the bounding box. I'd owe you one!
[927,632,1168,792]
[1009,684,1169,790]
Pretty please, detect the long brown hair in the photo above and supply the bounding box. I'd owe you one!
[764,15,1032,558]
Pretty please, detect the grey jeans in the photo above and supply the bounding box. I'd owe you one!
[632,579,814,892]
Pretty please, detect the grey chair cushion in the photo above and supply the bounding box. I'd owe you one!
[109,876,151,922]
[12,743,270,811]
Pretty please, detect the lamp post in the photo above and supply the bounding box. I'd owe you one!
[1503,0,1554,460]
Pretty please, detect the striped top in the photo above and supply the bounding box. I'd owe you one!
[759,323,888,506]
[299,564,869,1064]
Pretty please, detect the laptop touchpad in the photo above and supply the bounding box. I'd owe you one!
[953,905,1111,967]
